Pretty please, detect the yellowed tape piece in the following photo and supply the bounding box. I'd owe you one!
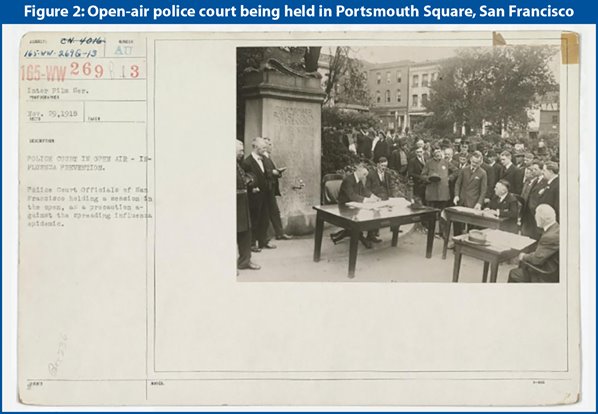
[492,32,506,46]
[561,32,579,64]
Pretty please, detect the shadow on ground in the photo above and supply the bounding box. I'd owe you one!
[238,225,516,283]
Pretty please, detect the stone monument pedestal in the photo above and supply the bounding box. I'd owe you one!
[242,70,325,235]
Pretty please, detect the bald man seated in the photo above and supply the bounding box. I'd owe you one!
[508,204,559,283]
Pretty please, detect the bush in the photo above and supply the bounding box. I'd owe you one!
[321,107,380,176]
[321,106,379,130]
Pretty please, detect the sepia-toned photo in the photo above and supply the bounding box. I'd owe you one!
[236,45,562,282]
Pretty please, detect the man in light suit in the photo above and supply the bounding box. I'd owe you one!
[509,204,559,283]
[453,151,487,235]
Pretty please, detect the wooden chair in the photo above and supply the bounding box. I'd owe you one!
[520,253,559,282]
[321,173,343,205]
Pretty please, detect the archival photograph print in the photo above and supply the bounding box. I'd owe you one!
[236,44,561,282]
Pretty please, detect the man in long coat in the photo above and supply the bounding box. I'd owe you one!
[236,140,260,270]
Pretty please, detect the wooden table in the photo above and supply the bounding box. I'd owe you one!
[452,229,537,283]
[313,203,440,278]
[442,206,508,259]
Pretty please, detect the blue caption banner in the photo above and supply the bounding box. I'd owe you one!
[2,0,597,24]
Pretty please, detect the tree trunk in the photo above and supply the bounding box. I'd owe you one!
[304,47,321,72]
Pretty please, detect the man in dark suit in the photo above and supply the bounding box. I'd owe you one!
[331,164,381,247]
[482,150,500,204]
[242,137,276,252]
[444,147,460,202]
[499,151,524,195]
[485,179,519,233]
[356,128,373,159]
[372,132,390,163]
[521,161,546,239]
[538,161,559,220]
[407,147,427,204]
[453,151,487,235]
[236,140,260,270]
[389,139,408,175]
[365,157,395,242]
[262,137,292,241]
[509,204,559,283]
[366,157,393,201]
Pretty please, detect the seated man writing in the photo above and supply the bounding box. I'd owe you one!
[483,179,519,234]
[508,204,559,283]
[330,163,381,248]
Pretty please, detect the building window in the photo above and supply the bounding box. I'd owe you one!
[422,93,428,105]
[412,95,418,107]
[432,72,438,81]
[396,89,401,102]
[422,74,429,87]
[552,115,559,124]
[376,73,381,85]
[385,90,391,103]
[396,71,402,83]
[412,74,419,87]
[386,72,391,83]
[376,90,381,103]
[364,71,368,80]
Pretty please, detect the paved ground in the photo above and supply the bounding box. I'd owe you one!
[238,224,516,283]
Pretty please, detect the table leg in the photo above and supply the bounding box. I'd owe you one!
[313,214,324,262]
[482,261,489,283]
[425,217,436,258]
[348,229,360,279]
[391,225,400,247]
[442,220,452,260]
[490,261,500,283]
[452,249,462,282]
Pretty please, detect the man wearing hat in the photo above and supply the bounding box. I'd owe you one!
[389,138,408,175]
[422,148,450,234]
[422,148,450,208]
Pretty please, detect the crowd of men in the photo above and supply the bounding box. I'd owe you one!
[237,128,561,282]
[332,126,561,282]
[236,137,292,272]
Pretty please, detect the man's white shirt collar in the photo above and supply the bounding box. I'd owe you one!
[251,152,264,171]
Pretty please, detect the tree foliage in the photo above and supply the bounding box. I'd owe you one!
[425,46,558,135]
[323,47,372,107]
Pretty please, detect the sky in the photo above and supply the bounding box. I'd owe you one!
[344,45,559,79]
[349,46,458,64]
